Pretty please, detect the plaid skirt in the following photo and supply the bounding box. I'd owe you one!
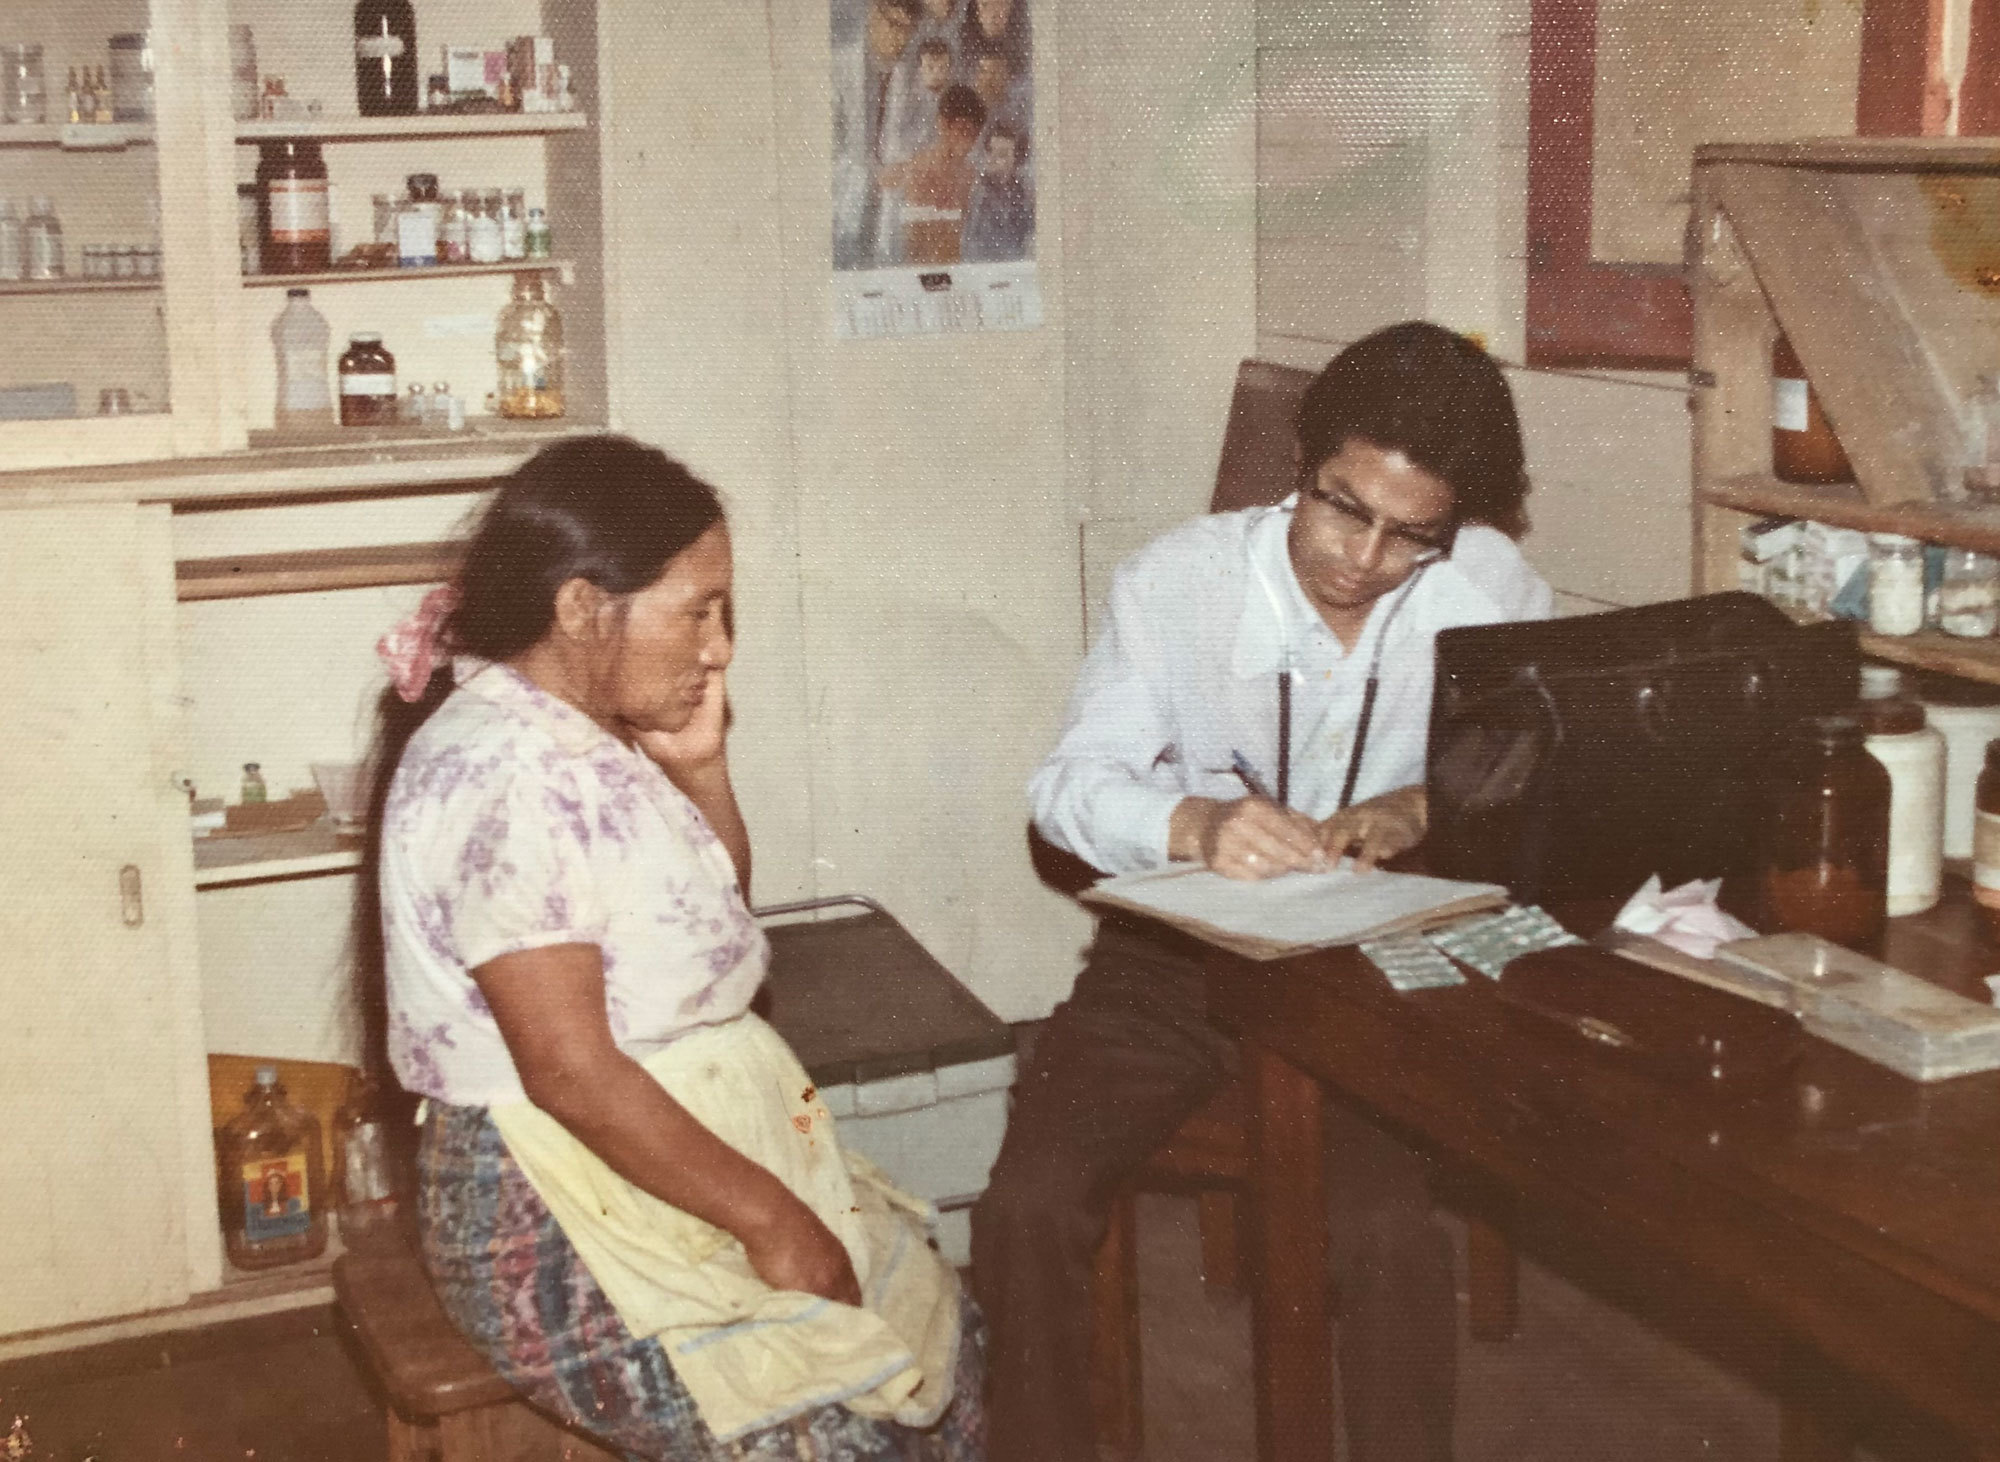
[418,1098,988,1462]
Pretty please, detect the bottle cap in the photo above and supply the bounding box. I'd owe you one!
[1859,665,1903,700]
[29,196,51,214]
[1798,713,1864,746]
[349,332,383,344]
[286,286,309,298]
[405,172,439,198]
[244,761,260,771]
[254,1064,278,1087]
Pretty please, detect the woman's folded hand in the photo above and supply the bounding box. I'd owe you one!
[740,1193,864,1306]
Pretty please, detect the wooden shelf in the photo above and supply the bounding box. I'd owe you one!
[1857,628,2000,684]
[192,824,365,886]
[235,112,588,143]
[1697,138,2000,171]
[1701,475,2000,556]
[177,539,461,602]
[0,276,161,298]
[0,121,153,149]
[243,258,569,289]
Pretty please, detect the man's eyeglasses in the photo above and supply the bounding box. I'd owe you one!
[1301,482,1457,569]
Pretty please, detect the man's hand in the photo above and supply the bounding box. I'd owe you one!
[1315,785,1427,871]
[1169,795,1327,881]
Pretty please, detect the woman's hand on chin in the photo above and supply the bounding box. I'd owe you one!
[635,669,730,777]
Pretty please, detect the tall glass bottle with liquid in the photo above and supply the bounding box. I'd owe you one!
[271,287,333,433]
[216,1066,328,1270]
[495,272,565,418]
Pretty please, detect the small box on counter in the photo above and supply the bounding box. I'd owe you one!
[508,35,556,110]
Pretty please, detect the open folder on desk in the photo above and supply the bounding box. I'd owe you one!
[1080,864,1509,961]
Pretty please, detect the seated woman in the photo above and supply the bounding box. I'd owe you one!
[363,435,984,1461]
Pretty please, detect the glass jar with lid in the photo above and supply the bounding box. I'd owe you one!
[1866,533,1926,637]
[1939,548,2000,638]
[1759,714,1891,950]
[495,272,565,419]
[337,333,397,426]
[469,189,505,264]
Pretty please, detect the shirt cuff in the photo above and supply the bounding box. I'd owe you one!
[1077,780,1185,875]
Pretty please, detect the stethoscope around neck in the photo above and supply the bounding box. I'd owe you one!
[1247,499,1433,813]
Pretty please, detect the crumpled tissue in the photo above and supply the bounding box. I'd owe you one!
[1612,875,1759,961]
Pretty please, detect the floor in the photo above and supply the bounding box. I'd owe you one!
[0,1196,1953,1461]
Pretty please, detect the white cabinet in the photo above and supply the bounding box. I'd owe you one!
[0,502,218,1332]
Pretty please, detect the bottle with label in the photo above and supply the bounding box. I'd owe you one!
[1856,666,1945,917]
[271,287,334,433]
[257,140,331,274]
[0,199,20,283]
[396,173,440,267]
[23,197,62,281]
[1866,533,1925,637]
[1975,740,2000,920]
[524,206,552,260]
[240,762,267,803]
[216,1065,328,1270]
[437,190,469,264]
[1759,714,1890,951]
[1772,331,1853,485]
[354,0,418,116]
[468,189,505,264]
[495,272,565,419]
[500,188,527,259]
[339,333,398,425]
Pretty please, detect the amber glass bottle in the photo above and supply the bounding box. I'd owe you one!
[1771,332,1853,485]
[1974,740,2000,917]
[216,1066,328,1270]
[1760,715,1890,949]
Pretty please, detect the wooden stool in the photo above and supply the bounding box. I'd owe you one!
[333,1233,621,1462]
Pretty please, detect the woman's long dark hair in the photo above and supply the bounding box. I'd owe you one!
[352,436,726,1081]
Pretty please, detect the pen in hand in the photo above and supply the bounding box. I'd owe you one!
[1228,751,1334,873]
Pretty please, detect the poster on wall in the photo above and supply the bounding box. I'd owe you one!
[831,0,1041,339]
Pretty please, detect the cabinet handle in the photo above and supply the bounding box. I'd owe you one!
[119,864,144,928]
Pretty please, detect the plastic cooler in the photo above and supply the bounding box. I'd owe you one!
[757,896,1016,1266]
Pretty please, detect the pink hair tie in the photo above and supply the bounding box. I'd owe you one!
[376,584,461,703]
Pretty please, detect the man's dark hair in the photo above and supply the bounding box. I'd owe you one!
[917,36,951,61]
[937,83,988,130]
[877,0,922,22]
[1294,321,1530,536]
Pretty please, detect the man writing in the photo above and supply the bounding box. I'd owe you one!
[973,322,1553,1462]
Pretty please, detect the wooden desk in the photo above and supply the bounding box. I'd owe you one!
[1200,897,2000,1462]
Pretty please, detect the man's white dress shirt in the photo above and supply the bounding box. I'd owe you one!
[1029,497,1554,874]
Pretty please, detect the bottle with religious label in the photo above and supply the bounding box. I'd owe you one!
[216,1065,327,1270]
[354,0,418,116]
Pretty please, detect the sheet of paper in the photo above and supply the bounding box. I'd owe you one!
[1082,864,1509,958]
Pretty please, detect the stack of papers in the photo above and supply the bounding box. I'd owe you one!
[1080,864,1509,961]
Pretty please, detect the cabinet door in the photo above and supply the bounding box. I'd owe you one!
[0,0,241,470]
[0,502,209,1331]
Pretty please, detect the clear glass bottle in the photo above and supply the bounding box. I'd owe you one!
[1759,714,1891,951]
[23,197,62,281]
[0,199,21,283]
[1939,548,2000,638]
[401,380,428,425]
[334,1078,402,1238]
[396,173,440,267]
[1857,666,1945,918]
[216,1065,328,1270]
[438,190,469,264]
[2,44,47,126]
[495,272,565,419]
[468,188,505,264]
[524,206,552,260]
[371,191,397,246]
[500,188,527,259]
[1867,533,1925,637]
[272,287,334,433]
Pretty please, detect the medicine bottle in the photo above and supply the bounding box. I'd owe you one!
[396,173,440,267]
[1759,714,1890,950]
[240,762,267,803]
[216,1065,328,1271]
[1975,740,2000,917]
[495,272,565,419]
[271,287,333,433]
[1866,533,1926,637]
[256,139,331,274]
[1856,666,1944,917]
[338,333,398,425]
[1772,332,1853,485]
[23,196,62,281]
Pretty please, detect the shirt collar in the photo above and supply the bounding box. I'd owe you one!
[453,656,620,759]
[1231,496,1330,680]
